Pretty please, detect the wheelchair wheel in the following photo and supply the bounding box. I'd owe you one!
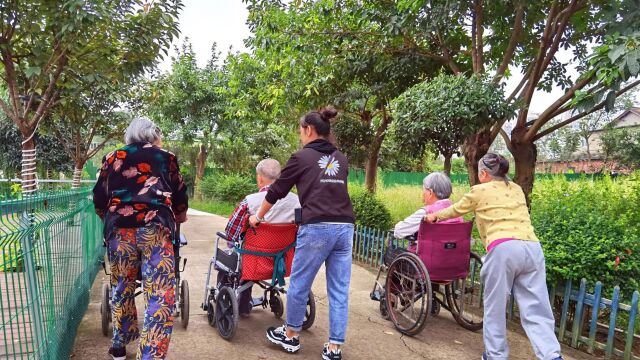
[270,293,284,319]
[446,252,484,331]
[215,286,239,340]
[385,252,431,336]
[206,292,216,327]
[302,290,316,330]
[100,283,111,336]
[180,280,190,329]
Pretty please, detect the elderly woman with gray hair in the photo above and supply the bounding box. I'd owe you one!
[393,172,462,251]
[93,117,188,360]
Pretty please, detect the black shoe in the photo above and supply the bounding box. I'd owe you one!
[266,325,300,353]
[108,347,126,360]
[322,343,342,360]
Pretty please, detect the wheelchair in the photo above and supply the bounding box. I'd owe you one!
[100,224,190,336]
[370,221,484,336]
[201,223,316,341]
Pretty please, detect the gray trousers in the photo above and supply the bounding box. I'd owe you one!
[480,240,562,360]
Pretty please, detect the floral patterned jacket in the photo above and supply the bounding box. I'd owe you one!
[93,142,188,242]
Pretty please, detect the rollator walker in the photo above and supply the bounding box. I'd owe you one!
[371,221,484,335]
[100,224,190,336]
[202,223,316,340]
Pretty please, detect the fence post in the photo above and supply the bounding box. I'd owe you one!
[587,282,603,354]
[558,279,573,342]
[571,279,587,347]
[623,291,638,360]
[21,196,47,357]
[605,286,621,359]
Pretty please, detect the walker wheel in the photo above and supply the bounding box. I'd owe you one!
[270,293,284,319]
[180,280,190,328]
[101,283,111,336]
[302,290,316,330]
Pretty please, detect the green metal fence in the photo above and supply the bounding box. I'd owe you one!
[347,169,605,187]
[0,189,103,359]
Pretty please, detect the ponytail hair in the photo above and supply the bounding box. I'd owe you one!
[478,153,510,184]
[299,106,338,137]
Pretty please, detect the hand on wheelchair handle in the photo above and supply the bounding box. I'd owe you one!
[248,215,261,228]
[424,214,438,223]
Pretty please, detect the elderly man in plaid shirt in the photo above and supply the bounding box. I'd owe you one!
[220,158,300,316]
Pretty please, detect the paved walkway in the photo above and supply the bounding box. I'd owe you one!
[71,213,593,359]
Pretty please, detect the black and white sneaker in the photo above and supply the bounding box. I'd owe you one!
[322,343,342,360]
[108,347,126,360]
[266,325,300,353]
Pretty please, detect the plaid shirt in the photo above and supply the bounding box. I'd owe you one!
[224,186,270,242]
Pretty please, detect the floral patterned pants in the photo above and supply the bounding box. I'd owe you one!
[107,224,176,359]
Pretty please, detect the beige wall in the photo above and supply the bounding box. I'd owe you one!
[575,110,640,159]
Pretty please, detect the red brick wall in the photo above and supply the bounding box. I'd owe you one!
[535,160,630,174]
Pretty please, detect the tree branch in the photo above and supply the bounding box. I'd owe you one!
[494,3,524,81]
[87,133,117,160]
[524,74,594,141]
[472,0,484,74]
[533,79,640,141]
[499,128,514,153]
[516,2,560,127]
[28,54,66,129]
[507,62,534,102]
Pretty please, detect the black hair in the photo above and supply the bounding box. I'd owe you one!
[299,106,338,137]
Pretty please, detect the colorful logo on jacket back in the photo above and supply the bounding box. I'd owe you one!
[318,155,340,176]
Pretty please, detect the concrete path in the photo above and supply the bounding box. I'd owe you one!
[71,214,593,360]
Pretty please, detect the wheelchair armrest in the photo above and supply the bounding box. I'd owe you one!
[217,232,229,240]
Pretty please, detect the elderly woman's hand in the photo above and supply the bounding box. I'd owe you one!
[249,215,261,228]
[424,214,438,223]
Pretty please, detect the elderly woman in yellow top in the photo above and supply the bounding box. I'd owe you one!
[426,153,564,360]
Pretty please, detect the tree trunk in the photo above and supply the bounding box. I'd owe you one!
[443,154,452,177]
[462,129,492,185]
[585,136,592,169]
[195,142,208,185]
[364,139,382,193]
[71,160,86,189]
[511,127,538,205]
[20,136,38,195]
[364,113,392,193]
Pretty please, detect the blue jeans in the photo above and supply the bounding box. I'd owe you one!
[286,223,354,344]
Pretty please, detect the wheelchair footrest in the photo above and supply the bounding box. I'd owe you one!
[370,290,383,302]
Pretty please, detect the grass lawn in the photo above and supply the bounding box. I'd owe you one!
[357,183,471,224]
[190,183,472,222]
[189,200,236,217]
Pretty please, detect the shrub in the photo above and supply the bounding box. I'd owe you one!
[198,173,255,203]
[531,173,640,299]
[350,188,393,230]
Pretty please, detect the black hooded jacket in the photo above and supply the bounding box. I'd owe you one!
[265,139,355,224]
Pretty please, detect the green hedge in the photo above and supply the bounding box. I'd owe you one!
[350,187,393,231]
[198,173,255,203]
[531,174,640,298]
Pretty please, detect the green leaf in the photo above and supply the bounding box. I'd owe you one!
[24,66,41,78]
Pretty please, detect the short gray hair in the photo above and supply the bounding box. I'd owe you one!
[256,158,281,181]
[124,117,161,145]
[423,172,452,200]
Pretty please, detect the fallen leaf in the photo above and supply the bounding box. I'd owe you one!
[454,340,463,345]
[384,331,394,335]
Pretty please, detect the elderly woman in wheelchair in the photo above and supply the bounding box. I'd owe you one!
[371,172,483,336]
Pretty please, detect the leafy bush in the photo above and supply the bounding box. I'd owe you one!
[350,187,393,230]
[198,173,255,203]
[531,173,640,298]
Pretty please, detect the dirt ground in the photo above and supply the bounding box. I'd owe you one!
[71,213,594,360]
